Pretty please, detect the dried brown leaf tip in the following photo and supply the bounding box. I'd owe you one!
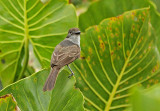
[0,94,21,111]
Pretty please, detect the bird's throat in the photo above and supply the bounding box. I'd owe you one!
[68,35,80,47]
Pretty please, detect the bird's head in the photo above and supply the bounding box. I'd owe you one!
[67,28,81,38]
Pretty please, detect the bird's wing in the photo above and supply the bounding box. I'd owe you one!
[51,44,80,67]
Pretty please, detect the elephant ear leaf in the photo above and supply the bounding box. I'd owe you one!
[71,8,160,110]
[0,94,20,111]
[0,69,84,111]
[0,0,77,87]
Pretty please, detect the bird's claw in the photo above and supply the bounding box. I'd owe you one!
[68,73,74,78]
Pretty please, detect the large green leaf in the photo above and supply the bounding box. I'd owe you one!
[0,0,77,87]
[71,8,160,110]
[0,94,20,111]
[79,0,160,53]
[79,0,160,32]
[0,69,84,111]
[151,0,160,13]
[130,84,160,111]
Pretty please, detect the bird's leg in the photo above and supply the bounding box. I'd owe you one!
[67,65,74,78]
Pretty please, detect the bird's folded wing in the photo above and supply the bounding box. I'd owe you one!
[51,45,80,67]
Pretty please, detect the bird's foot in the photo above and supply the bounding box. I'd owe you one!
[68,73,74,78]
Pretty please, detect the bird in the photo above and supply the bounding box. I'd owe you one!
[43,28,81,91]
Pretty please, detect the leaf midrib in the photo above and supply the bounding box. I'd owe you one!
[16,0,29,81]
[104,51,131,111]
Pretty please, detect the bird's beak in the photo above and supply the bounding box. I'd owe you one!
[67,33,71,38]
[75,31,81,34]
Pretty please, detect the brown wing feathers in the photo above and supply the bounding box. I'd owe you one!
[51,44,80,67]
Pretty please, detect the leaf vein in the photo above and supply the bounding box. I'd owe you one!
[0,28,24,36]
[30,32,66,38]
[28,3,64,27]
[123,49,151,75]
[113,93,131,100]
[116,69,160,94]
[86,59,111,95]
[1,60,17,72]
[0,15,24,30]
[0,0,24,25]
[17,0,24,11]
[122,19,126,60]
[29,16,68,31]
[129,37,147,61]
[27,0,39,13]
[22,88,33,111]
[72,63,107,104]
[84,96,103,111]
[0,50,19,57]
[28,3,47,21]
[105,30,119,76]
[91,34,114,86]
[8,0,23,18]
[110,104,130,110]
[61,92,76,111]
[120,57,154,85]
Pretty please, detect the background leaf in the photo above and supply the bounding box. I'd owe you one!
[131,84,160,111]
[0,94,20,111]
[79,0,160,32]
[0,69,84,111]
[151,0,160,13]
[0,0,78,87]
[71,8,160,110]
[78,0,160,54]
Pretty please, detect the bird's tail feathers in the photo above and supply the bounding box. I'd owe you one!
[43,67,60,91]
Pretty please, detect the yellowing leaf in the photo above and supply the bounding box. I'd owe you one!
[72,8,160,111]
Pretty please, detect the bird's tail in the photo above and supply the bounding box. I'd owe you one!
[43,67,60,92]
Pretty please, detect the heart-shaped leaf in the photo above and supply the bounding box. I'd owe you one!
[0,94,20,111]
[0,0,77,87]
[71,8,160,110]
[0,69,84,111]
